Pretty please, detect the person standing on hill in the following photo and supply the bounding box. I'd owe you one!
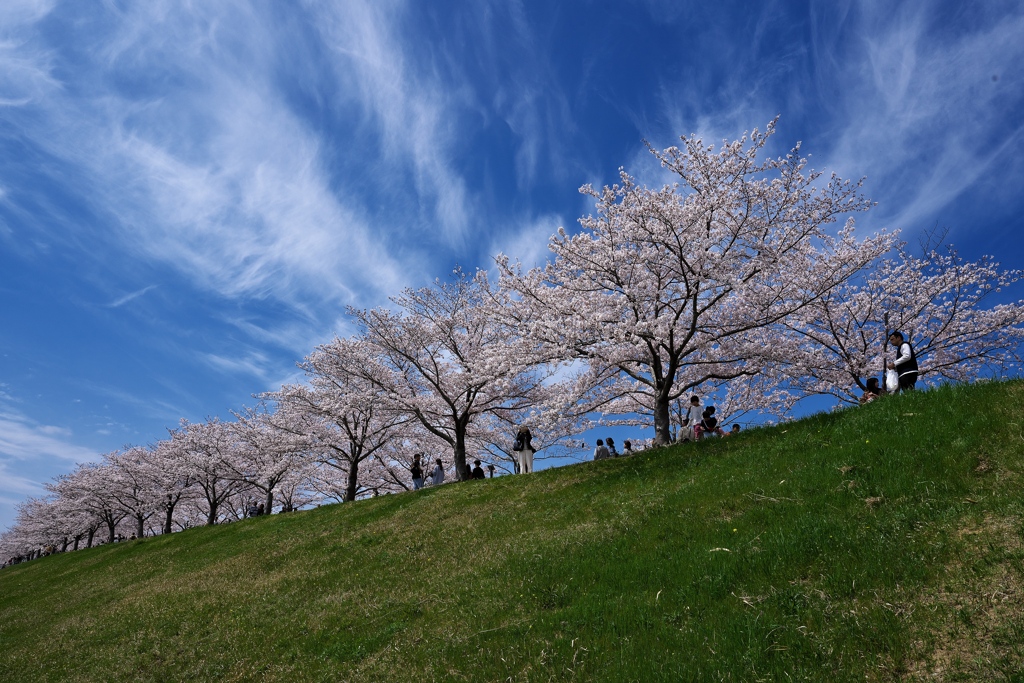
[682,395,702,442]
[430,458,445,486]
[514,426,536,474]
[411,453,425,490]
[593,439,611,460]
[471,460,486,479]
[606,437,619,457]
[887,331,919,392]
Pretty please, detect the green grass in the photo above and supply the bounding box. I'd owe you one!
[2,381,1023,682]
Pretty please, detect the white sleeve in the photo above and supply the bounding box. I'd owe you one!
[895,343,912,365]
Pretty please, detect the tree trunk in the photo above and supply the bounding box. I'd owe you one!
[652,392,672,446]
[87,527,95,548]
[206,501,218,526]
[106,517,116,544]
[135,514,145,539]
[164,501,176,535]
[265,489,275,516]
[73,535,81,551]
[345,460,360,503]
[61,537,69,553]
[454,435,468,481]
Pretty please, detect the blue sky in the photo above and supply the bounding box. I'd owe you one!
[2,0,1023,531]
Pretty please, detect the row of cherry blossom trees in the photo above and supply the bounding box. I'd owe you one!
[5,121,1023,561]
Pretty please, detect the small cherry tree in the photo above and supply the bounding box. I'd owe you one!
[230,403,313,514]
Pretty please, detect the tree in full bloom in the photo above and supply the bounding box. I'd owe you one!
[168,418,243,525]
[782,241,1024,404]
[271,337,411,502]
[230,403,314,514]
[105,446,163,539]
[500,120,894,443]
[46,461,127,545]
[349,269,568,479]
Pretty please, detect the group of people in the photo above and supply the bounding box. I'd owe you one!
[409,453,496,490]
[680,397,740,442]
[244,502,267,518]
[860,331,919,404]
[592,437,635,460]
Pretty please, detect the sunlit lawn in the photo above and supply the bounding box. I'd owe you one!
[2,381,1022,681]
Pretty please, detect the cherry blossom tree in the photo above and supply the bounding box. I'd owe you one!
[783,241,1024,404]
[46,461,127,545]
[146,438,197,535]
[500,120,894,444]
[230,403,313,514]
[169,418,242,525]
[349,269,567,480]
[271,338,411,502]
[105,446,164,539]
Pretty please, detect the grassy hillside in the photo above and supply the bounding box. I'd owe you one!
[2,382,1023,682]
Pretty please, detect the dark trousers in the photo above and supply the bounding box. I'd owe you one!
[897,372,917,392]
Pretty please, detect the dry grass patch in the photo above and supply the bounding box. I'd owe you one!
[903,515,1024,681]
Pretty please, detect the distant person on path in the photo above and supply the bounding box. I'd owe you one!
[887,332,919,392]
[859,377,885,404]
[430,458,445,486]
[256,503,265,516]
[683,395,702,441]
[593,438,611,460]
[515,426,536,474]
[606,437,619,457]
[487,464,495,478]
[411,454,425,490]
[471,460,486,479]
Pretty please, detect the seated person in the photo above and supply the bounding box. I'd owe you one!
[859,377,885,404]
[699,407,725,437]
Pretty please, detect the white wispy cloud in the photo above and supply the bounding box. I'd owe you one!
[488,213,564,271]
[0,409,98,463]
[107,285,157,308]
[808,1,1024,234]
[4,2,410,312]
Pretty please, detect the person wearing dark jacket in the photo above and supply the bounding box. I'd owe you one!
[471,460,486,479]
[887,331,919,392]
[515,426,536,474]
[411,454,425,490]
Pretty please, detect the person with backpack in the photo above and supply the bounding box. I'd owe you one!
[887,331,919,392]
[514,426,535,474]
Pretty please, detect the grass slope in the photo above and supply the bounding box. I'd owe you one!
[2,381,1023,682]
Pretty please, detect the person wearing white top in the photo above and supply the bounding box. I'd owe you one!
[683,395,703,441]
